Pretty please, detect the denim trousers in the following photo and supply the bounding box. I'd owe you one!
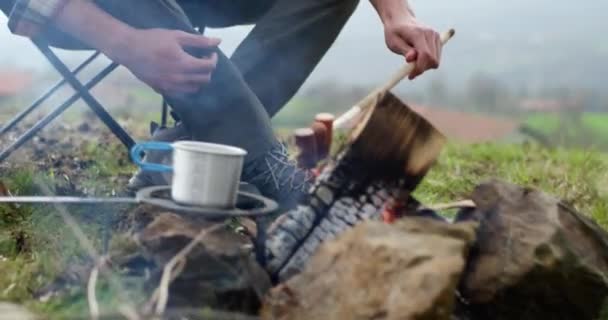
[38,0,359,162]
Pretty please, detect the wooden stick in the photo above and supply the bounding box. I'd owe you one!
[315,113,335,147]
[335,29,456,129]
[88,263,101,320]
[294,128,318,169]
[311,121,329,160]
[150,223,224,316]
[429,199,476,211]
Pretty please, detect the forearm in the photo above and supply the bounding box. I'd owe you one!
[370,0,415,24]
[52,1,135,59]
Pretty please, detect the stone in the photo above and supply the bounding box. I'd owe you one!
[262,218,478,320]
[133,212,272,315]
[456,179,608,320]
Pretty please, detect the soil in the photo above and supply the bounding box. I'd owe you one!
[0,117,140,196]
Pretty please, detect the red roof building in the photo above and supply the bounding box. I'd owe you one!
[0,71,32,97]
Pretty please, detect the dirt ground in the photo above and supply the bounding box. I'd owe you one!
[0,115,149,197]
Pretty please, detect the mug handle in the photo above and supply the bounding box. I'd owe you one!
[130,142,174,173]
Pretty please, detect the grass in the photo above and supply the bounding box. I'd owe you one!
[272,97,350,129]
[0,167,139,318]
[524,112,608,149]
[0,138,607,318]
[415,143,608,227]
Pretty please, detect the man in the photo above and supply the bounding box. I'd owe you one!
[3,0,442,209]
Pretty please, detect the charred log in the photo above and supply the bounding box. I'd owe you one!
[265,92,446,282]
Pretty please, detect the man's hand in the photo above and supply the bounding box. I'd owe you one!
[371,0,442,80]
[109,29,221,96]
[51,1,220,97]
[384,17,441,80]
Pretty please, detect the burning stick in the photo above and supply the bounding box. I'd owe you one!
[266,92,446,282]
[334,29,455,130]
[265,29,455,282]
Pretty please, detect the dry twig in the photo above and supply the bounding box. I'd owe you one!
[88,257,110,320]
[34,178,140,320]
[144,223,225,317]
[429,199,476,211]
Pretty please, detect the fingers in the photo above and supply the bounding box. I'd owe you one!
[158,81,205,97]
[154,60,216,96]
[166,36,219,96]
[408,29,442,80]
[175,31,221,49]
[180,51,218,73]
[405,50,418,63]
[162,72,213,95]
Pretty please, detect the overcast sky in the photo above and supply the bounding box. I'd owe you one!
[0,1,451,92]
[1,0,605,93]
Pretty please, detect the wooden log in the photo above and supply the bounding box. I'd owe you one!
[310,121,329,161]
[265,92,446,282]
[314,113,335,158]
[293,128,317,169]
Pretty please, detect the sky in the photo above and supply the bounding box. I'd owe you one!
[1,0,606,94]
[0,1,450,93]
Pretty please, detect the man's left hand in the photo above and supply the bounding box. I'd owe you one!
[383,17,442,80]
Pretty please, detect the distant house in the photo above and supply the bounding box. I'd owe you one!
[0,71,32,98]
[411,105,521,144]
[518,97,584,113]
[518,99,564,112]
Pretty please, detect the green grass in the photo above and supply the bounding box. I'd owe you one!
[272,97,349,129]
[415,143,608,227]
[524,112,608,149]
[0,170,139,318]
[525,113,563,134]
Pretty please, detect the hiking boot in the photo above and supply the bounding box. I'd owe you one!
[126,123,191,194]
[241,142,315,212]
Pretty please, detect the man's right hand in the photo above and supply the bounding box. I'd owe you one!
[108,29,221,97]
[50,1,221,97]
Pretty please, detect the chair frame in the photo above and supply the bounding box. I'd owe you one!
[0,40,170,163]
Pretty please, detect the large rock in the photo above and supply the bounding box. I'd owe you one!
[262,218,477,320]
[133,212,272,314]
[456,179,608,320]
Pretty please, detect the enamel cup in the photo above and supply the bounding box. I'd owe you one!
[130,141,247,208]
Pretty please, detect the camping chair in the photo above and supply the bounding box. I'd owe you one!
[0,39,171,163]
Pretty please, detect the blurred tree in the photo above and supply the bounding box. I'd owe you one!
[466,72,501,112]
[427,76,449,107]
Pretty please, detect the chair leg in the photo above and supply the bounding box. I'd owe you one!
[0,64,118,163]
[34,42,136,151]
[0,52,101,137]
[161,98,169,128]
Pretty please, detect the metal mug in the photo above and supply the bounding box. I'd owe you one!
[131,141,247,208]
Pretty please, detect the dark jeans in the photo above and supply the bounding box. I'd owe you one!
[41,0,359,162]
